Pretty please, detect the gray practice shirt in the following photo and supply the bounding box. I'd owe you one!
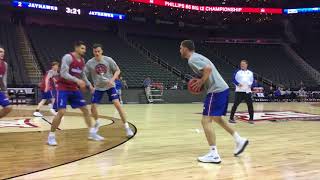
[85,56,118,91]
[188,52,229,93]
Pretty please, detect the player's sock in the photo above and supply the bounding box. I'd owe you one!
[210,145,217,153]
[89,127,95,134]
[47,132,57,146]
[123,122,133,137]
[49,132,55,137]
[95,119,100,126]
[93,119,101,133]
[88,128,105,141]
[124,122,130,129]
[210,145,217,150]
[233,132,242,142]
[35,109,39,112]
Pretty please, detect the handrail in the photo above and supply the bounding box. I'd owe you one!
[117,30,186,78]
[125,38,185,78]
[18,25,42,83]
[283,43,320,85]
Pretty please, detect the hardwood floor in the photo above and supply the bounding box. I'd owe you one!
[0,103,319,180]
[0,108,136,179]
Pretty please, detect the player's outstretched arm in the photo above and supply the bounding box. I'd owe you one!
[81,66,94,93]
[82,66,93,86]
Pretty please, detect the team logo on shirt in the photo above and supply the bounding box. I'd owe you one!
[95,64,108,75]
[71,67,83,74]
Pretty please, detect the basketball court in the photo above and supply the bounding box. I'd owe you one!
[1,102,319,179]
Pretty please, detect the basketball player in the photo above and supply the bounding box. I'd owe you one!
[229,60,254,124]
[47,41,104,146]
[180,40,248,163]
[84,44,133,137]
[0,46,12,118]
[33,61,59,117]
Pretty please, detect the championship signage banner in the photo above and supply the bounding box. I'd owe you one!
[130,0,282,14]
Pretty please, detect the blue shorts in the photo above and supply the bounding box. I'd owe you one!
[54,90,86,109]
[92,88,119,104]
[0,92,10,107]
[41,90,54,100]
[203,89,229,117]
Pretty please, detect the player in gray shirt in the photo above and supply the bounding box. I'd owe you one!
[84,44,133,137]
[85,55,118,91]
[188,52,229,94]
[180,40,248,163]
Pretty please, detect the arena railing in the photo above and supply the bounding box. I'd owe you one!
[123,36,190,80]
[201,42,276,87]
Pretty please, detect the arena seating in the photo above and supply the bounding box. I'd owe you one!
[293,33,320,72]
[0,23,30,85]
[129,35,243,85]
[206,43,314,87]
[129,33,315,88]
[1,21,316,89]
[291,18,320,73]
[26,25,179,88]
[129,36,190,73]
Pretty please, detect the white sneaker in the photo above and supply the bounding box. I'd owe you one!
[47,135,57,146]
[234,138,249,156]
[198,151,221,164]
[125,127,134,137]
[88,132,105,141]
[33,111,43,117]
[50,109,58,116]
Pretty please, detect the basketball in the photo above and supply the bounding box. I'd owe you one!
[188,78,204,95]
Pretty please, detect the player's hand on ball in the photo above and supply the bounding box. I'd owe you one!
[191,79,203,92]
